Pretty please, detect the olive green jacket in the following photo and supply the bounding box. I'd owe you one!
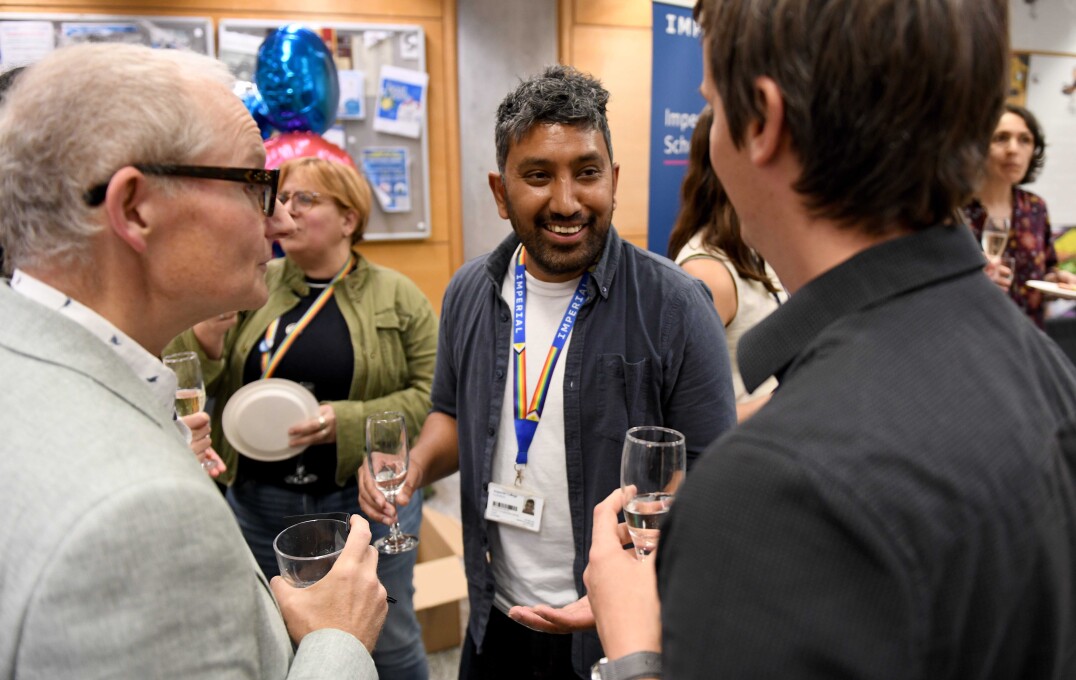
[166,252,438,486]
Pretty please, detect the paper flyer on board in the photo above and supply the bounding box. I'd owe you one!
[0,21,54,67]
[361,147,411,213]
[59,23,142,47]
[373,65,428,139]
[337,70,366,120]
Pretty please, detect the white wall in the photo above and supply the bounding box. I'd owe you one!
[1011,0,1076,52]
[1011,1,1076,226]
[457,0,558,260]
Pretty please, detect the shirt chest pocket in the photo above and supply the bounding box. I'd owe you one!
[372,309,408,383]
[595,354,652,443]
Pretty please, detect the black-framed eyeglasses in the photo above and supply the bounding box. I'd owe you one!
[83,164,280,217]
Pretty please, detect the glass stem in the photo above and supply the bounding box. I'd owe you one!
[388,498,403,541]
[389,520,404,541]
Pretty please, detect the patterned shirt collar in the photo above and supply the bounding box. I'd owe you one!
[9,268,179,420]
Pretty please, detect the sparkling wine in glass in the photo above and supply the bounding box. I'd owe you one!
[163,351,216,472]
[621,426,686,560]
[366,411,418,554]
[981,217,1010,263]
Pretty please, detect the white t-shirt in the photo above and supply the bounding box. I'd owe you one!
[490,253,579,613]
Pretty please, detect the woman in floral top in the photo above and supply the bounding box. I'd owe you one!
[964,104,1076,328]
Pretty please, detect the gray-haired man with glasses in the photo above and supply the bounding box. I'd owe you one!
[0,43,385,678]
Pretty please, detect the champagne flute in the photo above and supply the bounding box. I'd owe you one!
[283,381,318,485]
[981,216,1010,264]
[366,411,419,554]
[163,351,216,472]
[621,426,686,560]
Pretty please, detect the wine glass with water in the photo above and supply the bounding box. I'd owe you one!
[163,351,216,472]
[621,426,686,560]
[366,411,419,554]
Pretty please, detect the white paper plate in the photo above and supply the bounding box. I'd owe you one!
[222,379,319,461]
[1027,280,1076,301]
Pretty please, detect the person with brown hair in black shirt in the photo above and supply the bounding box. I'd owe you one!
[584,1,1076,679]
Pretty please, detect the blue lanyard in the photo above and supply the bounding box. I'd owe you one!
[512,248,589,483]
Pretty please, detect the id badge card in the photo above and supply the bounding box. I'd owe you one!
[484,482,544,532]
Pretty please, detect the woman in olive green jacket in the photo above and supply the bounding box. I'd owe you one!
[166,157,437,680]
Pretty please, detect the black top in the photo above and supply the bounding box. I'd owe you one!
[658,224,1076,679]
[239,277,355,493]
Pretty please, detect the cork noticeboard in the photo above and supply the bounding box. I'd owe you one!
[219,19,432,242]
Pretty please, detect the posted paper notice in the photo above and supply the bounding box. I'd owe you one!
[0,21,54,67]
[373,65,428,139]
[361,147,411,213]
[337,70,366,120]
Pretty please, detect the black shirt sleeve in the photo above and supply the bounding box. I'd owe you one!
[657,439,917,680]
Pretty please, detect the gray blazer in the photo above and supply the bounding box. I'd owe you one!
[0,286,376,679]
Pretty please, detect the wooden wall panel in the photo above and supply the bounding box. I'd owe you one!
[560,0,652,247]
[2,0,446,19]
[360,241,455,306]
[0,0,462,313]
[572,0,649,27]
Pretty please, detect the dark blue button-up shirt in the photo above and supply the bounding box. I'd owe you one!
[431,227,736,675]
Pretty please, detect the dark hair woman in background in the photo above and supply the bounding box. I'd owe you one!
[668,106,784,422]
[964,103,1076,328]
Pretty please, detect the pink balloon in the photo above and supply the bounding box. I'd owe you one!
[264,131,356,169]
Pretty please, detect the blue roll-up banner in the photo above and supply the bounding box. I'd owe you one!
[647,0,705,256]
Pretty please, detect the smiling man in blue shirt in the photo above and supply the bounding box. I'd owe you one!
[360,64,735,680]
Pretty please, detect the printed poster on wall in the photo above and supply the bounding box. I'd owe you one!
[373,64,428,139]
[647,0,705,255]
[361,147,412,213]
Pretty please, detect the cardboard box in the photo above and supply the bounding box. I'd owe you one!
[413,507,468,653]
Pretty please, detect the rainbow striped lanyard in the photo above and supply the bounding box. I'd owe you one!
[511,247,589,485]
[260,254,356,379]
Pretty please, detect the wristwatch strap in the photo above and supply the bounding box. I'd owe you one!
[591,651,663,680]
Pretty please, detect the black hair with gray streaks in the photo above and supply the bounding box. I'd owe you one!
[494,64,613,172]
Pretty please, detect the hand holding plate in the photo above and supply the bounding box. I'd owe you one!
[289,403,336,447]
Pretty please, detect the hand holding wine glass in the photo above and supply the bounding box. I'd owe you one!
[996,254,1016,291]
[621,426,686,560]
[181,411,226,478]
[582,488,662,659]
[365,411,419,554]
[981,216,1010,264]
[164,351,218,473]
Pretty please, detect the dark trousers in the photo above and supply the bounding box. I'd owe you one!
[459,606,582,680]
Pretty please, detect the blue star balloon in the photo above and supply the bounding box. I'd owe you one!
[255,25,340,135]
